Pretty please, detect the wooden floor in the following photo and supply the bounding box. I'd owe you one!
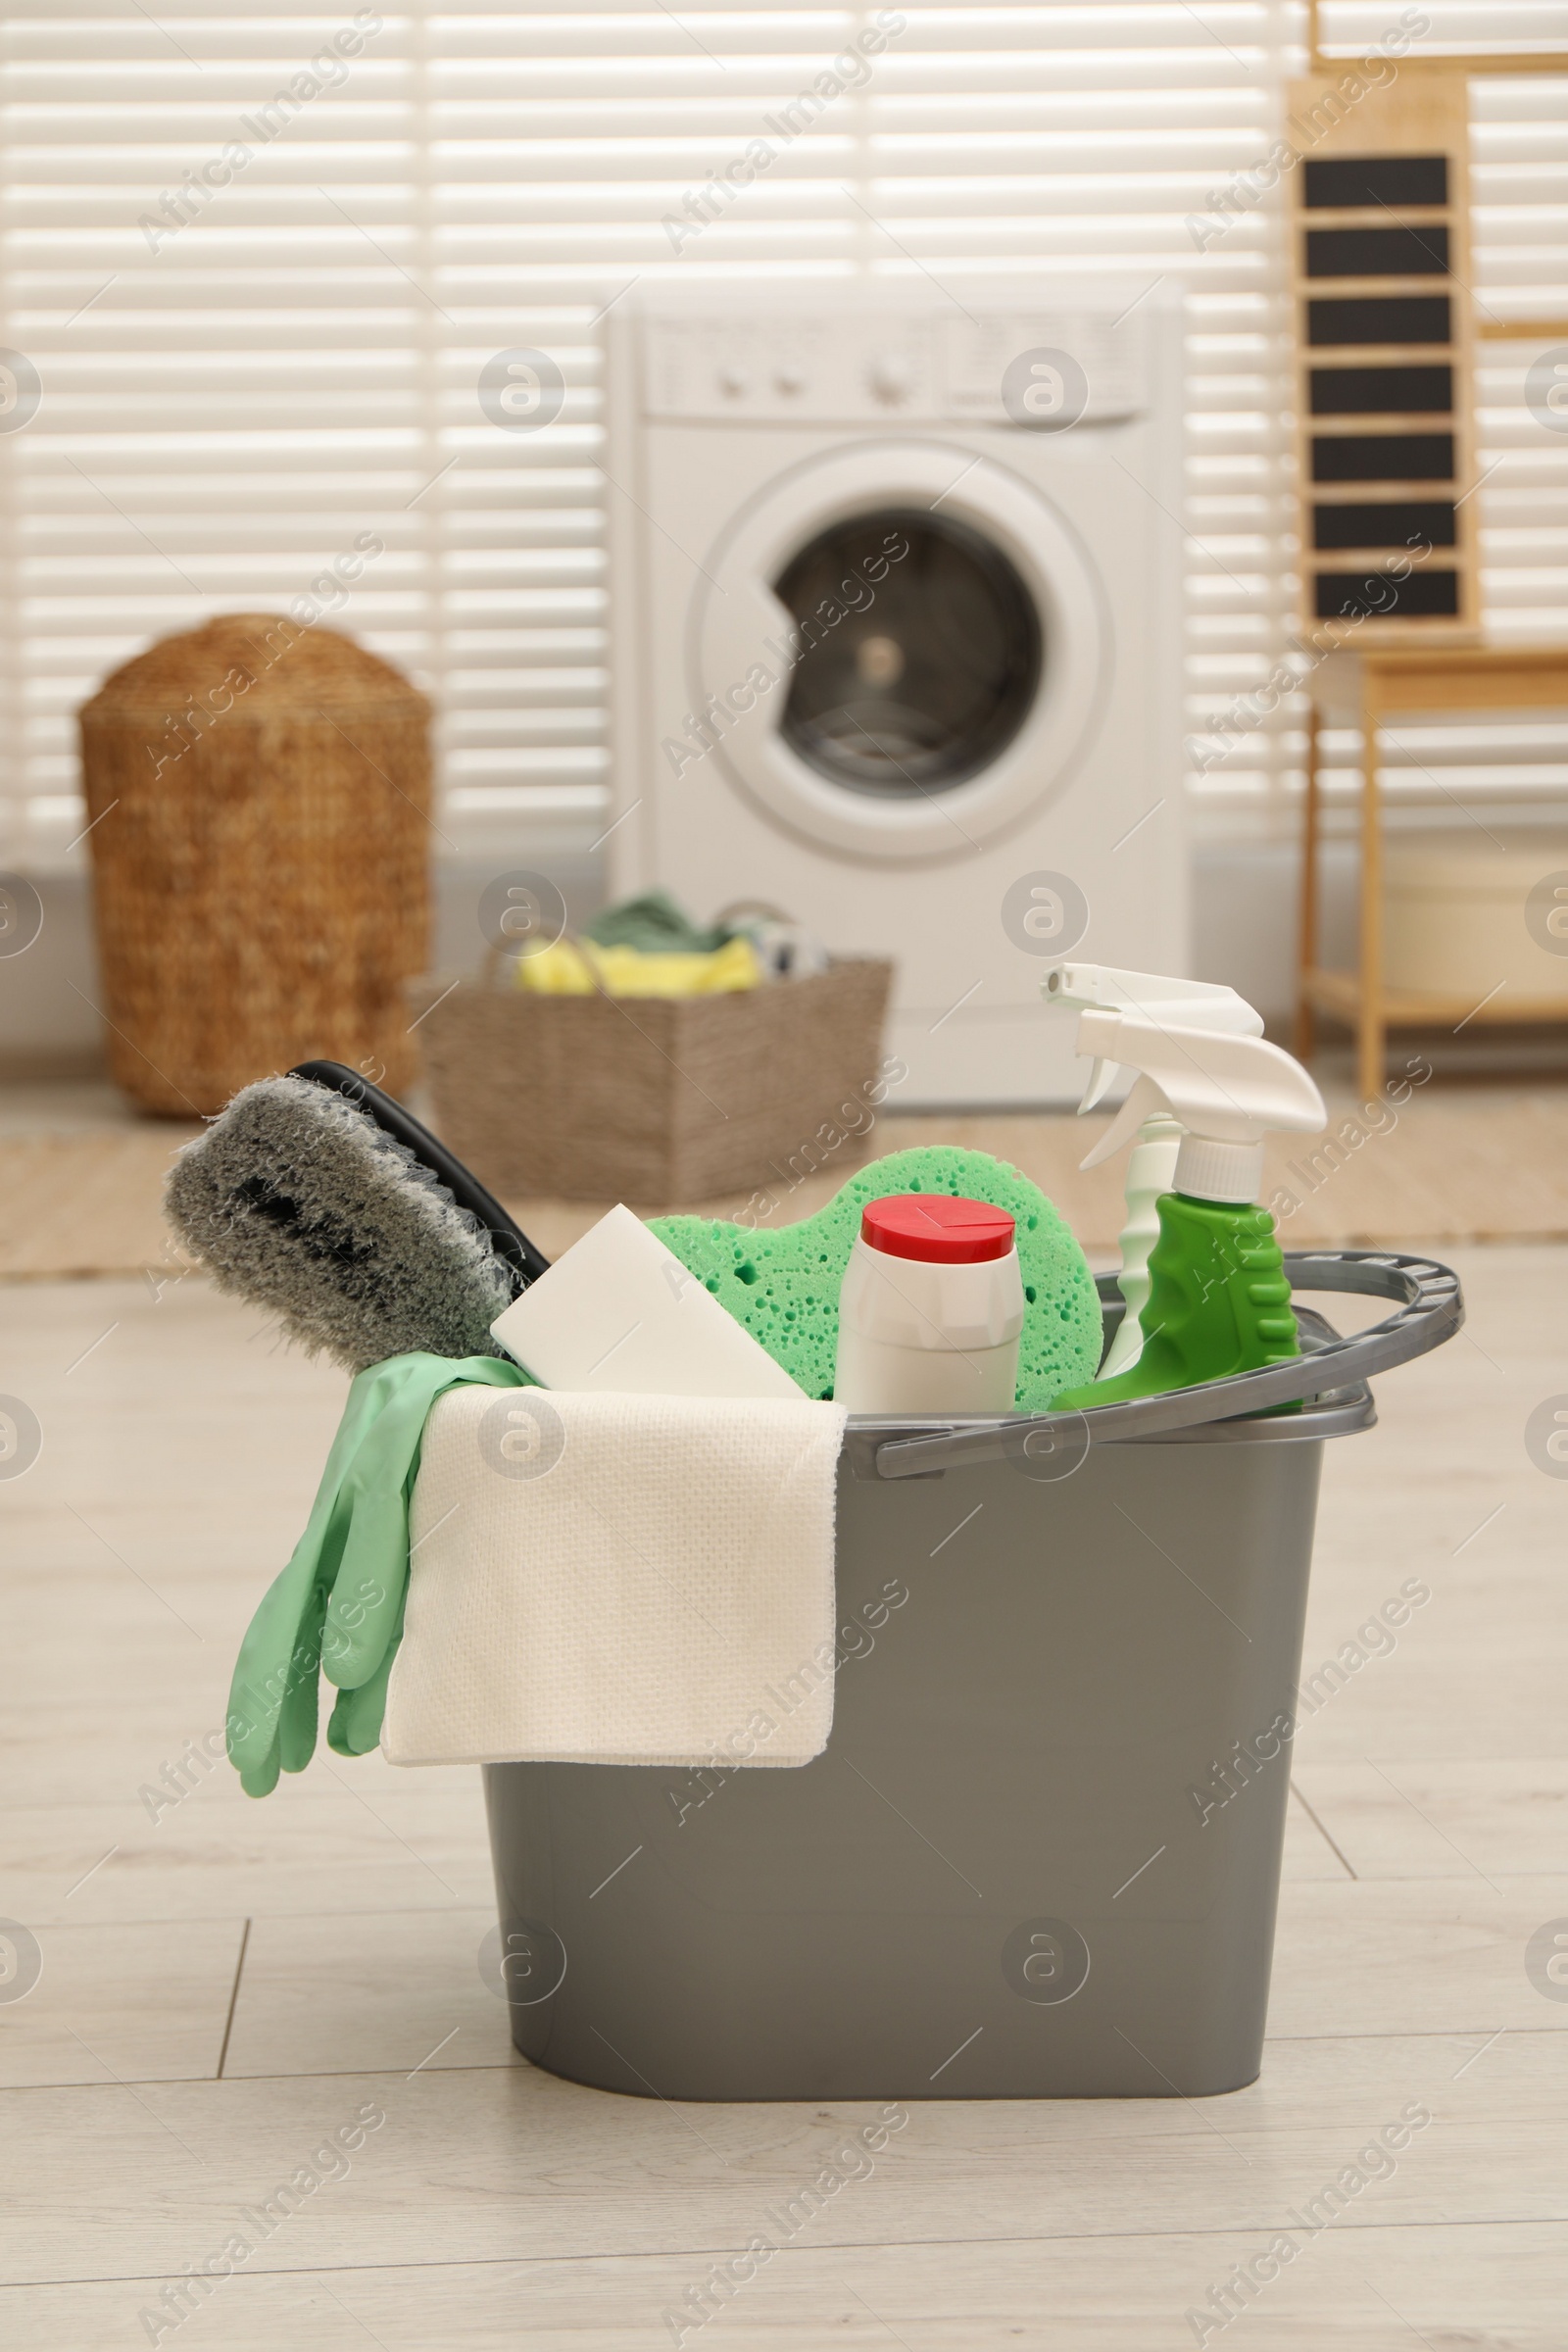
[1,1244,1565,2345]
[7,1078,1568,1279]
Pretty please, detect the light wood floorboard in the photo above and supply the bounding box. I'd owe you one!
[2,1247,1565,2344]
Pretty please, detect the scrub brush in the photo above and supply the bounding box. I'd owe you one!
[165,1060,549,1372]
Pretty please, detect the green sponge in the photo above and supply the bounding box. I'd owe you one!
[650,1147,1102,1410]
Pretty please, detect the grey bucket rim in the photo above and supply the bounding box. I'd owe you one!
[854,1247,1460,1480]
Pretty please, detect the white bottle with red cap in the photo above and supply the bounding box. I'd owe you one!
[833,1195,1025,1415]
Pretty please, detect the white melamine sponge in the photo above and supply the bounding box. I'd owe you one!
[491,1204,807,1400]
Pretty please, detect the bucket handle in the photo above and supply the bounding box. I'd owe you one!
[864,1248,1462,1480]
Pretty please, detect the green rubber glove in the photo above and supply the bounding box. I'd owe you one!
[226,1351,532,1795]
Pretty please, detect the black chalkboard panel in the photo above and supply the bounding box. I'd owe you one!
[1306,225,1449,277]
[1312,500,1456,550]
[1309,366,1452,415]
[1303,155,1448,209]
[1312,432,1454,481]
[1307,295,1452,345]
[1314,568,1459,620]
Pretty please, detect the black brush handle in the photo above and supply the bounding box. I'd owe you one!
[290,1060,551,1290]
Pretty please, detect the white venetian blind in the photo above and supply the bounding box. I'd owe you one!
[0,1,1563,869]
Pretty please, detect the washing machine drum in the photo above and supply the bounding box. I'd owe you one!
[774,508,1041,795]
[693,443,1105,862]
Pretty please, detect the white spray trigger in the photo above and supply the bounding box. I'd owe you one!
[1042,960,1264,1078]
[1070,1006,1325,1201]
[1043,960,1277,1151]
[1079,1071,1165,1169]
[1041,959,1306,1374]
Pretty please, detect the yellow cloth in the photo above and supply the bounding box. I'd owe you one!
[514,935,761,997]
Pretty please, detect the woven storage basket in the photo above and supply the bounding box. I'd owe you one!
[408,956,894,1202]
[78,613,431,1115]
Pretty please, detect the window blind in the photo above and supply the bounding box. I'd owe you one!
[0,1,1562,873]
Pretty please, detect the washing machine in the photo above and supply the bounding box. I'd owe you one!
[603,279,1188,1105]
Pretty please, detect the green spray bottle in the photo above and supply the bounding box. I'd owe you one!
[1040,961,1270,1381]
[1049,997,1327,1409]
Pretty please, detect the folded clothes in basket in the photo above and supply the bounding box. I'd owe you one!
[514,934,762,998]
[383,1388,849,1769]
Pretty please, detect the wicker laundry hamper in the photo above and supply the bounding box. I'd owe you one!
[78,614,431,1115]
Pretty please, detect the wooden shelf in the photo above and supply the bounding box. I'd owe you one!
[1309,550,1456,566]
[1476,317,1568,340]
[1312,644,1568,711]
[1303,619,1483,654]
[1301,206,1451,226]
[1306,343,1458,364]
[1396,51,1568,77]
[1285,57,1568,1087]
[1303,967,1568,1029]
[1302,275,1466,296]
[1308,415,1457,433]
[1297,646,1568,1096]
[1308,482,1460,501]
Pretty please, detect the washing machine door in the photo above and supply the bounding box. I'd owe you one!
[692,441,1105,862]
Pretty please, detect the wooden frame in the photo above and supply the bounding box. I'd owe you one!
[1288,43,1568,654]
[1296,648,1568,1101]
[1286,69,1480,649]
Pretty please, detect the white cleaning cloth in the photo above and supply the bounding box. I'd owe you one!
[382,1386,849,1769]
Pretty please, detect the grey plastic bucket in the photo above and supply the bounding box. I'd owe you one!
[483,1250,1460,2101]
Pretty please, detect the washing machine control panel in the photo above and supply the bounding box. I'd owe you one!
[643,310,1148,425]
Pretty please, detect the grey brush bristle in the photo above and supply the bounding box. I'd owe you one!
[165,1076,516,1372]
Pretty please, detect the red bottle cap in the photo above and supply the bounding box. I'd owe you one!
[859,1194,1016,1264]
